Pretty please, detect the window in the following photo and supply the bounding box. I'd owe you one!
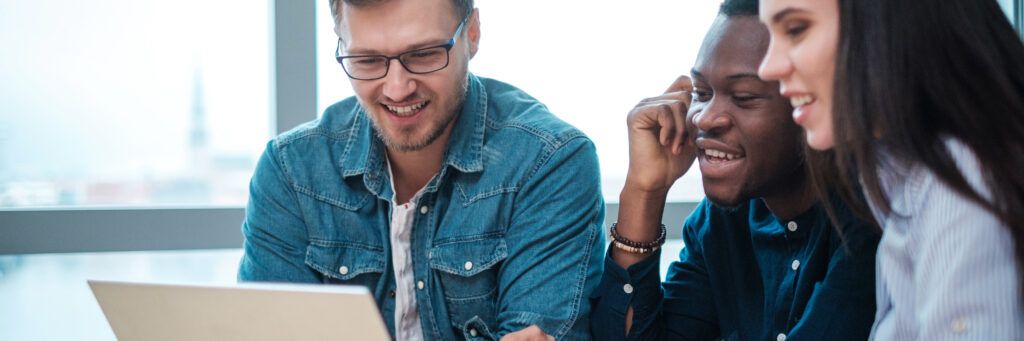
[316,1,720,202]
[0,0,272,208]
[1000,0,1014,21]
[24,1,1016,252]
[1017,0,1024,37]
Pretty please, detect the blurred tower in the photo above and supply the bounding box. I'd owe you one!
[149,61,214,204]
[189,63,211,171]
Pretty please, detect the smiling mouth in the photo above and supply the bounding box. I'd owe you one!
[702,148,744,163]
[383,101,429,117]
[790,95,815,108]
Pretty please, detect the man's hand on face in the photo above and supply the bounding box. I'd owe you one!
[500,325,555,341]
[624,75,698,195]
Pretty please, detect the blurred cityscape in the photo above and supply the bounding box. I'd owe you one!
[0,68,257,208]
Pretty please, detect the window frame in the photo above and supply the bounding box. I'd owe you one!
[1018,0,1023,37]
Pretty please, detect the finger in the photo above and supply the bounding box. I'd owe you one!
[656,104,676,146]
[653,91,691,104]
[664,74,693,94]
[645,87,691,102]
[670,100,687,154]
[627,104,662,130]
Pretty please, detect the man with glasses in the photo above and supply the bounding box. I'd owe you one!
[238,0,604,339]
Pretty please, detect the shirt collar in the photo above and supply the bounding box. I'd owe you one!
[749,199,824,238]
[440,73,487,174]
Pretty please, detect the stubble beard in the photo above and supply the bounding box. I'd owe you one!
[371,77,468,153]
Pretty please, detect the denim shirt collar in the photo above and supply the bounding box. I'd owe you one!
[340,73,488,198]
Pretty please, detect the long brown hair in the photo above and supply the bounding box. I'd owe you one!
[816,0,1024,288]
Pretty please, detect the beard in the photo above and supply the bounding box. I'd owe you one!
[373,106,459,152]
[370,76,468,152]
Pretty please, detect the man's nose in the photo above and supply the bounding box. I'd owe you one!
[382,59,417,102]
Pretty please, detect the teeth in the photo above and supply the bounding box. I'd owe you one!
[704,149,740,160]
[790,95,814,107]
[386,102,426,115]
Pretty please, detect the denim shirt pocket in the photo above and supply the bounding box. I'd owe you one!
[305,240,386,288]
[428,235,509,339]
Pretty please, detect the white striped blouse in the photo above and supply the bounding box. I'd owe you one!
[869,139,1024,340]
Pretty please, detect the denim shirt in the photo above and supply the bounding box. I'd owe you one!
[238,74,606,340]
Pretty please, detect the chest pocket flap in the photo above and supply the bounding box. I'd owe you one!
[428,235,508,277]
[305,241,385,280]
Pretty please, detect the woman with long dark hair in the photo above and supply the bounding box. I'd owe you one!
[757,0,1024,338]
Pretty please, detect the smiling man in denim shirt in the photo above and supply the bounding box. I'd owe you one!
[237,0,604,339]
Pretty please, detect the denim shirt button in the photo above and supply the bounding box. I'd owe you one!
[469,328,478,337]
[420,205,429,214]
[339,266,349,275]
[417,280,425,290]
[464,261,473,271]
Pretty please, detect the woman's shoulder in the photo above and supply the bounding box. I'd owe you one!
[881,138,988,216]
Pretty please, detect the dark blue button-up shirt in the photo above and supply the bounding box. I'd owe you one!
[591,198,879,340]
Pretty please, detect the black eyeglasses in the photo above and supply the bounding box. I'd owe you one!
[335,17,468,80]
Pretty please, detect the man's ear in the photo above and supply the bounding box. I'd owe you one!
[466,9,480,59]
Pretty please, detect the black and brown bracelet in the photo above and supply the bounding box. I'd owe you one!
[609,222,667,254]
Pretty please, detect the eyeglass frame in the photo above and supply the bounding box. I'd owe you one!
[335,16,469,81]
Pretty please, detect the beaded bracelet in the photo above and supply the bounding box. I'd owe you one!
[609,222,667,249]
[611,239,661,254]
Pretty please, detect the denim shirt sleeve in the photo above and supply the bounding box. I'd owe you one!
[495,137,605,340]
[237,140,320,283]
[591,212,720,341]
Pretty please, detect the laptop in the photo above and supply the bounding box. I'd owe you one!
[88,280,390,341]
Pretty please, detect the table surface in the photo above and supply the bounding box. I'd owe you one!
[0,240,685,340]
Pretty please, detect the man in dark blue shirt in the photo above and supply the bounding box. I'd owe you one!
[589,0,879,339]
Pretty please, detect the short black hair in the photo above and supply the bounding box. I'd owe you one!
[719,0,759,17]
